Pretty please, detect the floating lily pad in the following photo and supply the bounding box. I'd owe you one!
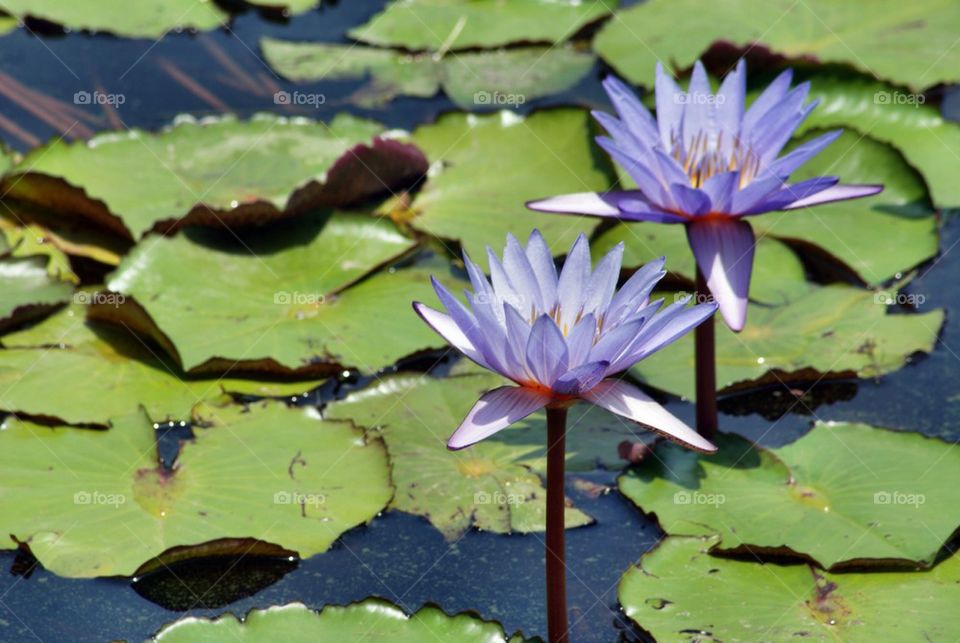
[409,109,611,259]
[326,374,593,539]
[0,401,392,578]
[596,131,937,288]
[100,213,460,374]
[261,38,594,109]
[0,0,227,38]
[631,283,943,398]
[152,600,526,642]
[594,0,960,90]
[3,113,427,239]
[619,424,960,569]
[620,536,960,641]
[349,0,613,51]
[797,71,960,208]
[0,256,72,331]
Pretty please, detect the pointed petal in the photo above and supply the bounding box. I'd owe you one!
[554,360,610,395]
[670,183,713,216]
[606,258,666,326]
[601,75,659,142]
[686,219,755,332]
[700,170,740,213]
[448,386,550,450]
[502,233,545,313]
[715,59,746,144]
[412,302,488,368]
[765,129,842,178]
[583,242,624,317]
[783,183,884,209]
[681,61,716,151]
[740,176,839,215]
[556,234,591,330]
[526,314,569,387]
[615,302,717,369]
[655,62,685,148]
[524,229,559,311]
[596,136,672,205]
[526,191,619,216]
[742,68,793,132]
[565,313,597,368]
[584,380,716,453]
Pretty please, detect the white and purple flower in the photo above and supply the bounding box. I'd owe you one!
[527,60,883,331]
[413,231,717,453]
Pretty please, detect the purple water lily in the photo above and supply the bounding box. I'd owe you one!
[527,60,883,331]
[412,230,717,453]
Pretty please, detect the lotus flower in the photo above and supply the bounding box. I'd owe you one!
[527,61,883,331]
[412,230,717,453]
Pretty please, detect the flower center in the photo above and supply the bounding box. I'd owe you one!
[670,130,761,189]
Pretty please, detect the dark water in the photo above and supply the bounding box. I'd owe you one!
[0,2,958,641]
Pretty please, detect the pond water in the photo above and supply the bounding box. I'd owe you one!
[0,1,957,641]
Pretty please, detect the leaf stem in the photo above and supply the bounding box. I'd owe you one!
[545,406,569,643]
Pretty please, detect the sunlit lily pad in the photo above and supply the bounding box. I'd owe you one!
[100,213,460,374]
[0,256,72,331]
[620,536,960,641]
[409,109,611,259]
[349,0,613,51]
[619,424,960,568]
[326,373,593,539]
[3,113,427,239]
[261,38,594,109]
[596,131,937,288]
[630,284,943,398]
[0,401,392,578]
[152,600,526,642]
[594,0,960,90]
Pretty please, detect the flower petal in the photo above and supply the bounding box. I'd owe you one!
[715,59,746,145]
[765,129,842,178]
[583,241,624,317]
[686,219,755,332]
[554,360,610,395]
[670,183,712,216]
[412,302,488,368]
[742,67,793,132]
[448,386,551,450]
[655,62,685,148]
[783,183,884,209]
[584,379,716,453]
[526,314,569,387]
[601,75,659,142]
[556,234,591,331]
[502,233,545,313]
[524,229,559,310]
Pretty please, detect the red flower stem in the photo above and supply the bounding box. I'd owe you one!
[545,406,569,643]
[695,268,718,440]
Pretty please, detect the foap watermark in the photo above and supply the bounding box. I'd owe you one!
[873,490,925,507]
[274,90,326,108]
[675,91,726,106]
[674,291,717,305]
[274,491,326,506]
[873,90,925,106]
[274,291,325,305]
[473,90,526,107]
[874,291,925,306]
[474,491,526,506]
[74,490,126,508]
[74,90,126,106]
[673,490,725,507]
[73,291,126,308]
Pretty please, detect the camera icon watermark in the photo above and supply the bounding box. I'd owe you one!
[73,291,126,308]
[873,90,925,106]
[473,90,526,108]
[675,92,725,106]
[273,490,326,506]
[74,90,126,107]
[874,291,925,306]
[673,490,725,507]
[474,490,525,506]
[74,490,126,508]
[274,291,325,305]
[873,490,925,507]
[274,91,325,108]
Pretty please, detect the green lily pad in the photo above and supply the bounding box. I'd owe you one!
[798,71,960,208]
[261,38,594,109]
[0,401,392,578]
[631,283,943,399]
[0,256,72,331]
[594,0,960,90]
[620,536,960,641]
[100,212,460,374]
[3,113,427,239]
[619,423,960,569]
[410,109,611,259]
[326,373,593,539]
[596,131,937,289]
[152,600,526,642]
[349,0,613,51]
[0,0,227,38]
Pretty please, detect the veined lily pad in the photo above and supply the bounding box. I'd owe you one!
[100,213,459,374]
[594,0,960,90]
[0,256,72,330]
[620,536,960,641]
[0,0,227,38]
[596,131,937,288]
[619,424,960,568]
[261,38,594,109]
[3,113,427,239]
[409,109,611,259]
[325,373,593,539]
[630,284,943,399]
[349,0,613,51]
[152,600,526,642]
[0,402,392,578]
